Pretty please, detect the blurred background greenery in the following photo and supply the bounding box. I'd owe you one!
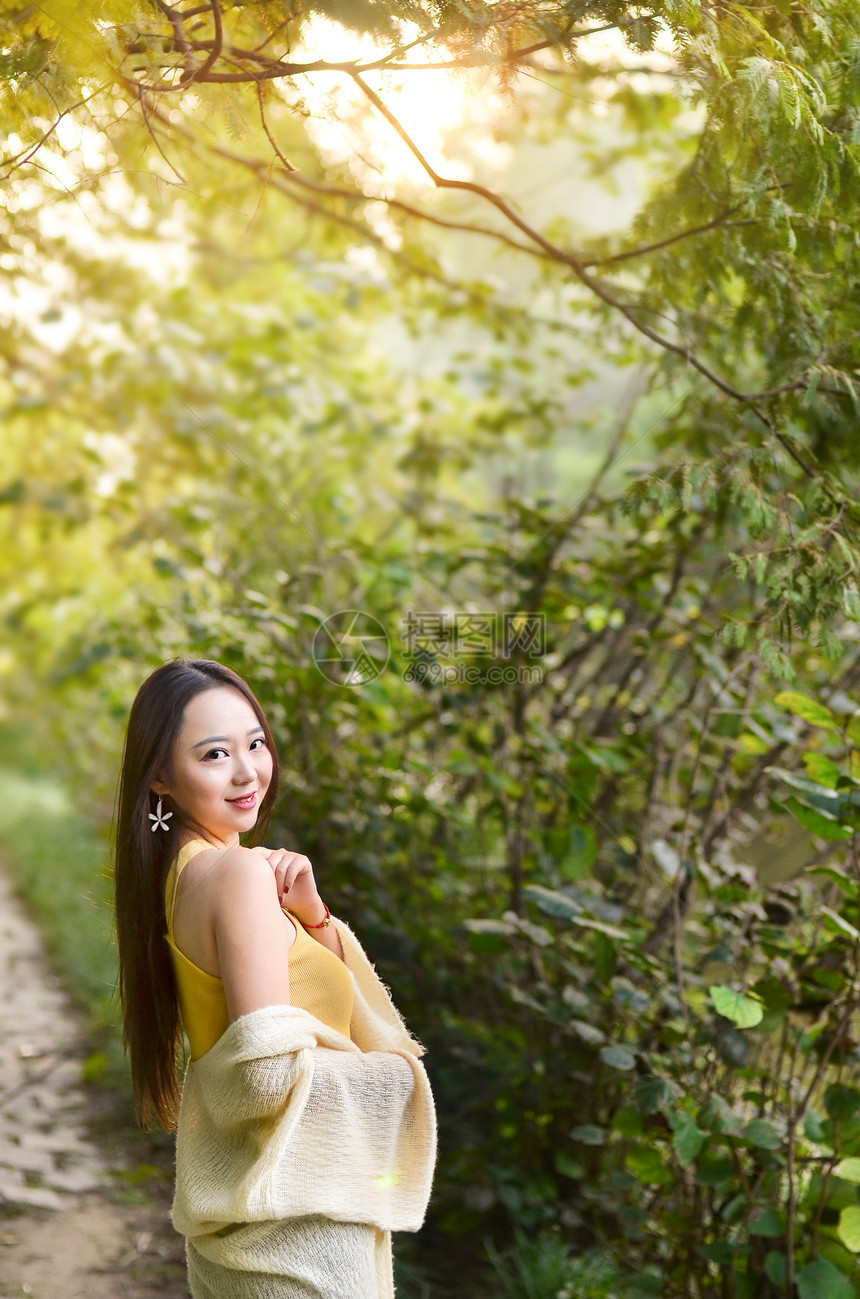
[4,2,860,1295]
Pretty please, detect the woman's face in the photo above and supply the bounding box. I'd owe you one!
[153,685,274,849]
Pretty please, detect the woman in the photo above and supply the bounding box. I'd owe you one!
[113,657,436,1299]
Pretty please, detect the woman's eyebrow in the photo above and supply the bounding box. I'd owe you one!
[192,726,265,749]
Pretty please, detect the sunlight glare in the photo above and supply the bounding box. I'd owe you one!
[295,17,504,191]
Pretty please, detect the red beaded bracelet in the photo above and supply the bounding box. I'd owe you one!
[299,900,331,930]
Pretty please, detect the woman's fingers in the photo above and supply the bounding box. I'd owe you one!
[256,848,315,902]
[281,854,313,894]
[273,852,293,898]
[253,847,291,897]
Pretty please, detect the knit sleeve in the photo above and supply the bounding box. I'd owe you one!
[173,1004,437,1238]
[330,916,428,1058]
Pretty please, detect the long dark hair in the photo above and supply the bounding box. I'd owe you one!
[113,658,280,1130]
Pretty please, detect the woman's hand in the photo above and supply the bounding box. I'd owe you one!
[251,847,323,921]
[250,845,344,962]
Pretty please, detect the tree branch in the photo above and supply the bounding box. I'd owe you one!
[116,32,860,519]
[178,0,223,86]
[129,87,526,307]
[0,85,107,181]
[255,82,298,172]
[348,72,837,419]
[254,147,762,274]
[124,13,660,89]
[130,78,188,185]
[595,212,761,267]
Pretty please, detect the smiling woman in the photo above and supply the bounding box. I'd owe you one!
[114,659,283,1126]
[150,687,275,851]
[112,657,437,1298]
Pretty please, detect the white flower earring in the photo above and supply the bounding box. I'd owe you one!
[149,794,173,832]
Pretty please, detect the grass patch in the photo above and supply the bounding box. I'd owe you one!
[0,738,128,1092]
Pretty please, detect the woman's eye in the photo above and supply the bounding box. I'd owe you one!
[204,748,228,761]
[250,737,267,751]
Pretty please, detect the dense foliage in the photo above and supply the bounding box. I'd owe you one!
[4,1,860,1294]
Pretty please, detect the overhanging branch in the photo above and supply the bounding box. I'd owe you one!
[123,11,660,91]
[348,71,849,428]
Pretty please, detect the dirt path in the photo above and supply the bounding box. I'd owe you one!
[0,860,189,1297]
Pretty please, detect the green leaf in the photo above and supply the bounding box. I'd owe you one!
[751,976,795,1011]
[694,1158,734,1186]
[796,1257,854,1299]
[770,767,842,804]
[824,1179,858,1212]
[559,824,598,879]
[775,692,837,729]
[765,1252,788,1286]
[738,731,769,755]
[508,915,554,947]
[699,1241,735,1264]
[820,906,860,942]
[626,1143,673,1186]
[82,1051,110,1083]
[522,885,580,919]
[804,752,842,789]
[785,797,852,842]
[720,1191,748,1224]
[834,1158,860,1183]
[672,1112,706,1167]
[611,1106,643,1136]
[582,740,630,773]
[463,918,516,937]
[569,915,629,940]
[824,1085,860,1119]
[467,934,512,955]
[709,984,764,1027]
[570,1123,605,1145]
[718,1025,753,1067]
[619,1274,662,1297]
[805,865,855,894]
[593,931,617,983]
[700,1094,745,1135]
[632,1075,682,1114]
[838,1205,860,1252]
[610,976,651,1012]
[600,1043,636,1070]
[463,918,514,954]
[804,1109,827,1143]
[749,1208,782,1237]
[554,1151,585,1180]
[742,1119,782,1149]
[570,1019,605,1046]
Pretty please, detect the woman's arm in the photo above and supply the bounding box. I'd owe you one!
[285,894,345,961]
[211,848,294,1022]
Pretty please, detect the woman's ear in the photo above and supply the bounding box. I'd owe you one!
[151,777,170,797]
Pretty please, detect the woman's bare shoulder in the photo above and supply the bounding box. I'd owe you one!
[176,843,279,914]
[213,847,299,938]
[180,841,264,878]
[174,843,296,976]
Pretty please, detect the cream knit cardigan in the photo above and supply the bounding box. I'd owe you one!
[172,915,437,1299]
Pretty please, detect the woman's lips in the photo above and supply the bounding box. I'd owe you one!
[228,791,258,809]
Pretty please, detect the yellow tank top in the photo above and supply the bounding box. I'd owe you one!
[164,838,353,1060]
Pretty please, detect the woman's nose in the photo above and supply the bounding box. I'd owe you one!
[232,752,256,782]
